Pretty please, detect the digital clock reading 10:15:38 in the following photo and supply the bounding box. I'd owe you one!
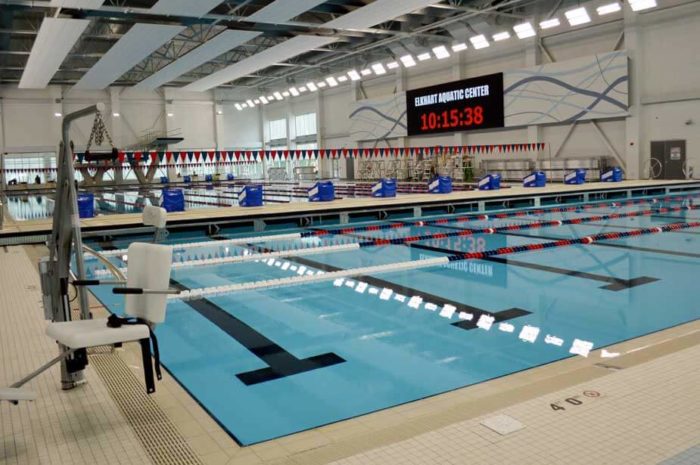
[419,106,485,131]
[406,72,504,136]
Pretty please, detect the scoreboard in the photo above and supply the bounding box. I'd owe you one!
[405,73,504,136]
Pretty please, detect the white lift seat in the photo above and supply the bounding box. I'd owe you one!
[46,318,150,349]
[0,387,37,403]
[44,242,174,394]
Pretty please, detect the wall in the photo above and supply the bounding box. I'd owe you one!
[0,1,698,180]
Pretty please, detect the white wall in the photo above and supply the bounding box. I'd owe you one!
[0,1,698,179]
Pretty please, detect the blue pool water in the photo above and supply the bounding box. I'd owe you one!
[82,192,700,445]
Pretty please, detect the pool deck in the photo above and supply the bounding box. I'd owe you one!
[2,179,698,239]
[2,243,699,465]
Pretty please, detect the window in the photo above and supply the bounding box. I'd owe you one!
[3,153,56,184]
[267,118,287,145]
[295,113,317,138]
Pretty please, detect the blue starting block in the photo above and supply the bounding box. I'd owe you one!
[161,188,185,212]
[601,167,623,182]
[159,176,169,184]
[371,178,397,197]
[523,171,546,188]
[478,173,501,191]
[239,185,263,207]
[308,181,335,202]
[564,169,586,185]
[205,174,213,182]
[226,173,235,181]
[77,193,95,218]
[183,175,192,184]
[428,176,453,194]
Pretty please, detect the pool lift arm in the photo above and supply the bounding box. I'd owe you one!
[41,103,105,389]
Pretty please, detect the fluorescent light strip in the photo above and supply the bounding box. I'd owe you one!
[19,17,91,89]
[360,68,372,76]
[307,82,318,91]
[492,31,510,41]
[513,22,536,39]
[451,42,467,52]
[386,61,400,69]
[432,45,450,59]
[289,87,300,96]
[371,62,387,75]
[316,81,327,88]
[325,76,339,87]
[347,69,361,81]
[235,103,243,111]
[260,96,269,104]
[629,0,657,11]
[470,35,489,49]
[299,86,308,92]
[400,54,417,67]
[597,2,621,14]
[134,30,259,90]
[183,35,336,92]
[565,7,591,26]
[282,91,290,97]
[273,91,283,100]
[49,0,104,7]
[337,75,348,82]
[539,18,561,29]
[417,52,431,61]
[75,24,185,90]
[246,99,255,107]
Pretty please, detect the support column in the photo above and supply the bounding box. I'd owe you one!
[624,9,642,179]
[525,40,543,161]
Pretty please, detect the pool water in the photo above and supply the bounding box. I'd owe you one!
[82,191,700,445]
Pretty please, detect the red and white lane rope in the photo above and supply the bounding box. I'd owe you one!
[165,221,700,300]
[92,193,695,258]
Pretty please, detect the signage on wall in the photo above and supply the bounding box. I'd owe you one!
[405,73,504,136]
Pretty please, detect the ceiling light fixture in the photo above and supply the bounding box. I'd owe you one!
[565,7,591,25]
[432,45,450,59]
[234,103,242,111]
[469,35,489,49]
[597,2,621,14]
[371,62,387,75]
[273,91,283,100]
[289,87,300,96]
[360,68,372,76]
[386,61,400,69]
[400,54,417,67]
[306,82,318,92]
[326,76,339,87]
[347,69,361,80]
[513,22,536,39]
[417,52,431,61]
[492,31,511,41]
[628,0,656,11]
[451,42,467,52]
[539,18,561,29]
[337,75,348,82]
[260,96,269,104]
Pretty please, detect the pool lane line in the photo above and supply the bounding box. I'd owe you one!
[585,221,700,236]
[91,193,697,258]
[161,203,700,269]
[407,242,657,291]
[167,221,700,299]
[243,244,532,334]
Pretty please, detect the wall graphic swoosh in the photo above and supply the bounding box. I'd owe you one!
[505,75,628,110]
[349,106,408,130]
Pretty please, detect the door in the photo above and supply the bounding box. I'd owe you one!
[650,140,686,179]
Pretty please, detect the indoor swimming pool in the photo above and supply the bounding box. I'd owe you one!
[81,190,700,445]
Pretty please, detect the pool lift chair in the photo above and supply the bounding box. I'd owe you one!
[1,105,178,404]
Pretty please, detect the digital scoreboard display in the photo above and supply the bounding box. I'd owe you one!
[406,73,504,136]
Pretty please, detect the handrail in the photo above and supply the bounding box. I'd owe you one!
[81,245,126,281]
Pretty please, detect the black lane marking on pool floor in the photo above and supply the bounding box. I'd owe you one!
[586,222,700,236]
[245,243,532,333]
[408,242,658,291]
[169,278,346,386]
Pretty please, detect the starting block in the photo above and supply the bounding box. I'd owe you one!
[478,173,501,191]
[601,167,623,182]
[239,185,263,207]
[428,176,452,194]
[372,178,397,197]
[564,169,586,185]
[308,181,335,202]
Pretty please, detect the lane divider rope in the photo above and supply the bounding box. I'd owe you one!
[163,221,700,300]
[89,193,696,258]
[92,202,698,271]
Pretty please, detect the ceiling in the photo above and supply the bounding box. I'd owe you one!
[0,0,598,93]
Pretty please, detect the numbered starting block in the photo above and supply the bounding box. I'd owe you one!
[77,193,95,218]
[478,173,501,191]
[523,171,546,188]
[227,173,235,181]
[564,169,586,185]
[371,178,397,198]
[183,175,192,184]
[239,185,263,207]
[159,176,169,184]
[308,181,335,202]
[601,167,623,182]
[205,174,213,182]
[161,188,185,212]
[428,176,453,194]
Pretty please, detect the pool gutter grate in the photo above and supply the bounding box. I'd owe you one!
[88,346,204,465]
